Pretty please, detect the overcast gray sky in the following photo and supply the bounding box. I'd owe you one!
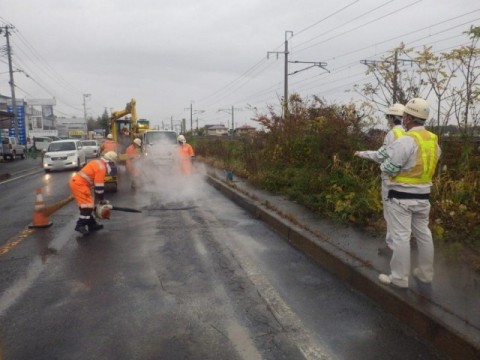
[1,0,478,129]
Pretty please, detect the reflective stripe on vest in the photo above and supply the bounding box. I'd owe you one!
[393,127,405,139]
[392,129,438,184]
[78,160,105,186]
[78,171,93,185]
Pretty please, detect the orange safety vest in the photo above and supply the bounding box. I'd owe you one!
[126,144,141,176]
[70,159,108,208]
[178,143,194,175]
[101,139,117,153]
[178,143,194,158]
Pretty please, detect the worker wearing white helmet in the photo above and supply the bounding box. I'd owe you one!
[126,137,142,189]
[177,134,195,175]
[354,103,406,256]
[69,151,118,235]
[378,97,441,288]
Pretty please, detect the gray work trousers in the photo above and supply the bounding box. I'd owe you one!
[384,197,434,287]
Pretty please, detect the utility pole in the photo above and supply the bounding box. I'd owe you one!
[190,103,193,133]
[360,49,415,104]
[268,31,329,117]
[184,102,204,135]
[83,94,91,136]
[218,106,242,133]
[268,31,293,117]
[1,25,19,140]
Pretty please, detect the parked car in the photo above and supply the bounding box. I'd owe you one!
[81,140,100,158]
[42,139,86,172]
[31,136,54,152]
[1,136,26,161]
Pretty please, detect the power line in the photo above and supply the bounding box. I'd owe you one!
[294,0,361,37]
[295,0,424,54]
[294,0,396,49]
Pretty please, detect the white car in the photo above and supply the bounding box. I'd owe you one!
[42,139,86,172]
[81,140,100,158]
[2,136,26,161]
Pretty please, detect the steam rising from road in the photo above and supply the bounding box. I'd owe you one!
[134,154,209,208]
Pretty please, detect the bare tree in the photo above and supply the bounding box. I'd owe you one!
[444,26,480,135]
[415,46,459,135]
[354,43,427,111]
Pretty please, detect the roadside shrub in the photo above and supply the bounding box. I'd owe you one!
[194,95,480,253]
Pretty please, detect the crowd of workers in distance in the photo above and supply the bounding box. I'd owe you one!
[354,97,440,289]
[71,133,195,236]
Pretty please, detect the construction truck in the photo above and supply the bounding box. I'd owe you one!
[105,98,151,191]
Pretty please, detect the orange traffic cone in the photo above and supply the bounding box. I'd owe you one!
[29,188,53,228]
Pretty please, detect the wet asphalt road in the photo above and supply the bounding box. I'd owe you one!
[0,159,448,359]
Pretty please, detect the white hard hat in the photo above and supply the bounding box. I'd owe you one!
[133,138,142,146]
[103,151,118,163]
[404,98,429,120]
[107,134,113,139]
[386,103,405,117]
[177,135,186,143]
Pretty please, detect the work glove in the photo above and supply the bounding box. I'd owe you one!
[99,199,110,205]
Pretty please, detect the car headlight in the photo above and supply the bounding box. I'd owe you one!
[44,154,51,159]
[66,152,76,157]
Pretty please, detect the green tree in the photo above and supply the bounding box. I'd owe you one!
[98,109,110,133]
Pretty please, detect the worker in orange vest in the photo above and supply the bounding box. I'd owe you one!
[100,134,117,154]
[126,138,142,189]
[177,134,195,175]
[69,151,117,235]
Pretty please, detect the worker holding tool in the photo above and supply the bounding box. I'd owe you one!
[69,151,117,236]
[126,138,142,189]
[354,103,405,257]
[100,134,117,154]
[176,134,195,175]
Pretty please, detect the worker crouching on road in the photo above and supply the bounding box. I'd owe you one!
[69,151,118,235]
[354,103,405,257]
[377,98,441,288]
[176,135,195,176]
[126,138,142,189]
[100,134,117,154]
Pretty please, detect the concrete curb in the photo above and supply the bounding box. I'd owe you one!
[207,174,480,360]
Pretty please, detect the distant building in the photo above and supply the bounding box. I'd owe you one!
[235,124,256,135]
[55,117,87,138]
[0,95,61,143]
[205,124,228,136]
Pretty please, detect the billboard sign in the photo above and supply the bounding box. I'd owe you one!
[7,104,26,145]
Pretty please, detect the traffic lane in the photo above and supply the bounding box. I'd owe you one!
[0,172,446,359]
[0,157,41,179]
[0,175,304,360]
[0,168,81,309]
[0,165,121,303]
[185,185,447,360]
[0,169,73,245]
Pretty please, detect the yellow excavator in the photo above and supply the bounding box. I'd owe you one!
[104,98,151,191]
